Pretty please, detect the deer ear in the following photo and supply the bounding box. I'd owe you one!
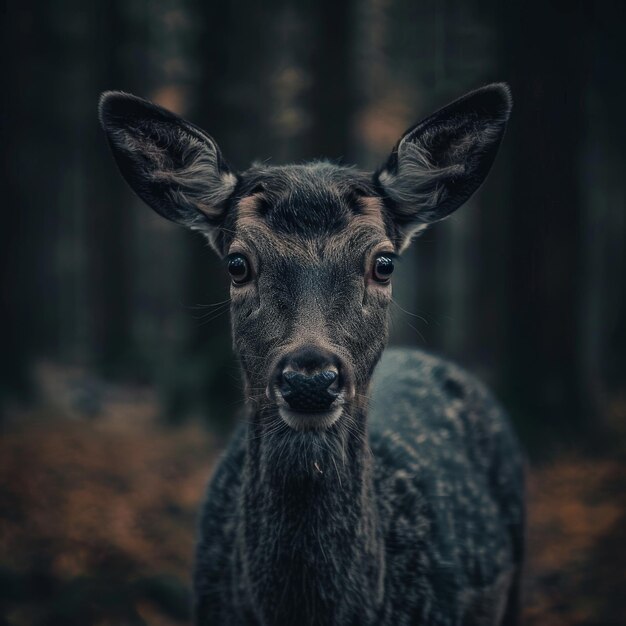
[99,91,237,253]
[376,83,512,251]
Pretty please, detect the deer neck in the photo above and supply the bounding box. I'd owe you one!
[236,404,385,626]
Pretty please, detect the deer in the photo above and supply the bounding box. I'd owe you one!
[99,83,525,626]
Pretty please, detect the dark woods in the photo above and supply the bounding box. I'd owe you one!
[2,0,626,439]
[2,2,626,625]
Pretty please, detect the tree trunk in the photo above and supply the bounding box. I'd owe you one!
[500,1,590,432]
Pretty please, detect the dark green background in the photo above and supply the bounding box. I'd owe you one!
[2,0,625,445]
[2,2,626,624]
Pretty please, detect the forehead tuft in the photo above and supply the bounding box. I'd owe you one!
[237,162,377,236]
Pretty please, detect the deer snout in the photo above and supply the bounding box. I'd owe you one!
[280,369,339,412]
[272,346,345,415]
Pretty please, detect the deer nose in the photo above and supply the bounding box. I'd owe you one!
[276,347,342,413]
[280,370,339,412]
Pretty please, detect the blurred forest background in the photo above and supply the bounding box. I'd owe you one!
[1,0,625,624]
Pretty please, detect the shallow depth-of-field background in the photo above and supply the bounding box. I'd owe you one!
[2,0,625,624]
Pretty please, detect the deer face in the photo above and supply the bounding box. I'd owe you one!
[223,165,394,429]
[99,85,511,430]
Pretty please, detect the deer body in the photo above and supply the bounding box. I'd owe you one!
[100,84,525,626]
[195,349,522,626]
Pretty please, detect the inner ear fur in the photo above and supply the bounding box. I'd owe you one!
[376,83,512,250]
[99,91,238,251]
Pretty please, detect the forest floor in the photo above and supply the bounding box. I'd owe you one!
[1,381,625,625]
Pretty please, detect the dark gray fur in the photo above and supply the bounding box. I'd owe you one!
[99,83,524,626]
[195,350,523,625]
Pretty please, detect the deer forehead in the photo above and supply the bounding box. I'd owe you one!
[231,194,392,264]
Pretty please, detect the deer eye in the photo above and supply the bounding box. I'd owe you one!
[372,254,394,283]
[228,254,251,285]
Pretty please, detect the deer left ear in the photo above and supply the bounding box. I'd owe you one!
[99,91,238,254]
[376,83,512,251]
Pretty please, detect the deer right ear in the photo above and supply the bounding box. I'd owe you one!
[376,83,512,252]
[98,91,237,253]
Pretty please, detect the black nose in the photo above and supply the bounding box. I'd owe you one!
[277,347,342,413]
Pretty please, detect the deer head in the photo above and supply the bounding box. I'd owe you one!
[99,84,511,431]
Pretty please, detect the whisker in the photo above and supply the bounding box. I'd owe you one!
[391,298,430,325]
[187,297,232,310]
[197,308,230,326]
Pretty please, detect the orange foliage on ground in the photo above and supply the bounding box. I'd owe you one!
[1,412,624,624]
[0,412,216,625]
[525,457,626,625]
